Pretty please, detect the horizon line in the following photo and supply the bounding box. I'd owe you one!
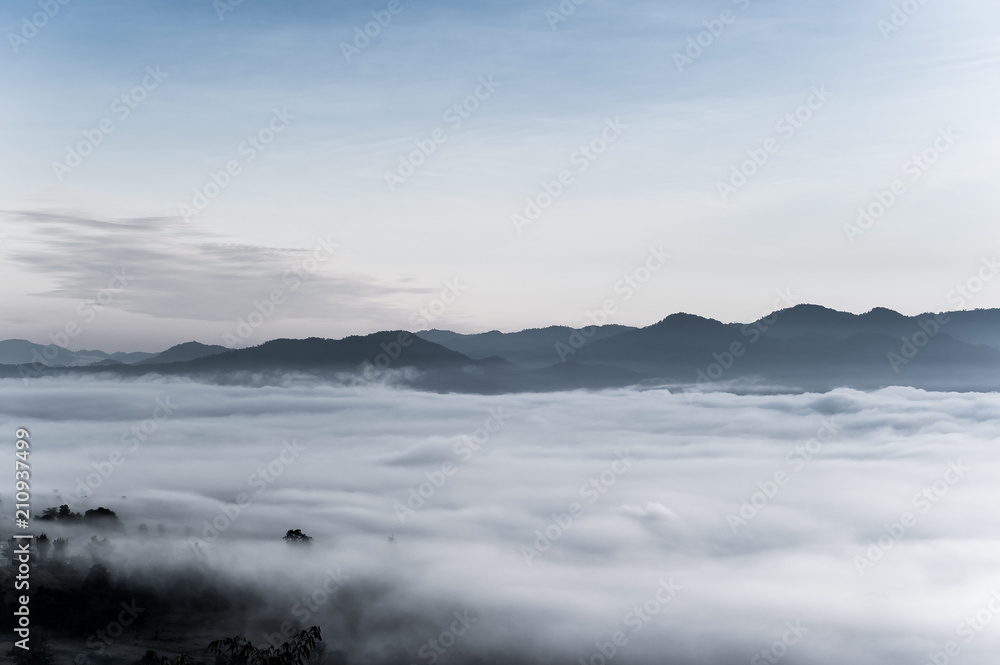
[6,302,998,355]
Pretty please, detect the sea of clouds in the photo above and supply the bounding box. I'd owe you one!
[2,375,1000,665]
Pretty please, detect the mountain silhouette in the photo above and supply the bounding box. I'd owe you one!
[3,305,1000,393]
[137,341,228,365]
[416,324,635,367]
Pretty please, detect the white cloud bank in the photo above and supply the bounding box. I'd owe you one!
[2,377,1000,664]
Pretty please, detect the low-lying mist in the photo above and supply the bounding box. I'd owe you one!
[2,375,1000,665]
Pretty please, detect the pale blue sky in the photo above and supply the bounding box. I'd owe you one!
[2,0,998,349]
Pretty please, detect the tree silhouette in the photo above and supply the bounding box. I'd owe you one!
[38,504,81,522]
[283,529,313,545]
[142,627,325,665]
[84,506,122,530]
[83,563,111,590]
[206,626,323,665]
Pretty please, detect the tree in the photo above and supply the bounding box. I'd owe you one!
[38,504,81,522]
[84,506,122,530]
[283,529,313,545]
[36,533,50,561]
[52,537,68,558]
[87,534,111,554]
[206,626,323,665]
[83,563,111,590]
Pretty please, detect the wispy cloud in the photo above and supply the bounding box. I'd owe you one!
[2,211,430,323]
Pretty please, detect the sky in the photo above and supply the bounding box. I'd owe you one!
[2,0,999,351]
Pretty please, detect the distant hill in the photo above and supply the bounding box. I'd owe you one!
[4,305,1000,393]
[0,339,156,367]
[168,332,474,371]
[0,339,118,367]
[0,339,75,366]
[109,350,157,363]
[137,342,228,365]
[417,324,636,367]
[87,358,126,367]
[568,305,1000,390]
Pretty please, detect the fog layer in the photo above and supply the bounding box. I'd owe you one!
[3,376,999,665]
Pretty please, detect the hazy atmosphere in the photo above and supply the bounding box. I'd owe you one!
[3,1,999,664]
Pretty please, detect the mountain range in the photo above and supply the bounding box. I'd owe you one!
[3,305,999,393]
